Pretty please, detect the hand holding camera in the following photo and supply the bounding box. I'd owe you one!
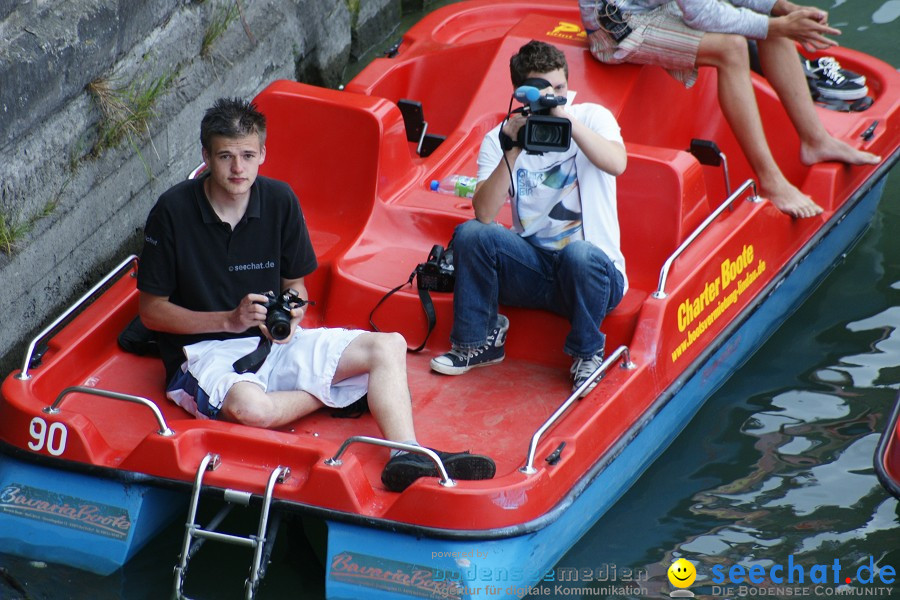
[499,80,572,154]
[256,289,314,342]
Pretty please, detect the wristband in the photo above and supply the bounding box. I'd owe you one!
[499,129,518,152]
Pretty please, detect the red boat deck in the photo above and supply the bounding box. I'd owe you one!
[3,0,899,533]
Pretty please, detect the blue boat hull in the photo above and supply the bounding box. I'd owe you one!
[0,459,183,575]
[323,175,890,600]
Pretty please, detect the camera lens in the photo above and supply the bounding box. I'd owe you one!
[266,311,293,340]
[268,320,291,340]
[531,122,562,145]
[523,116,571,152]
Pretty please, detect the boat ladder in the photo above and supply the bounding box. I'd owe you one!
[173,452,291,600]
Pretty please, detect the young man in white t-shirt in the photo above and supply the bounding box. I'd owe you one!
[430,40,628,396]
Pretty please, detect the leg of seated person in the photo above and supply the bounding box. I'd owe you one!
[346,330,497,491]
[755,36,881,168]
[220,381,321,428]
[332,331,417,444]
[555,241,622,358]
[451,219,551,347]
[697,32,823,218]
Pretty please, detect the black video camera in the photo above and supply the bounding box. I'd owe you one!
[512,84,572,154]
[416,244,455,292]
[258,289,313,341]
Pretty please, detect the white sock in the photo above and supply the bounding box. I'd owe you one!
[390,440,420,458]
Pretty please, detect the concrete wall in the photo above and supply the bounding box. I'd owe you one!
[0,0,432,375]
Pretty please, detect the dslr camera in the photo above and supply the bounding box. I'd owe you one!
[416,244,455,292]
[511,84,572,154]
[258,289,312,341]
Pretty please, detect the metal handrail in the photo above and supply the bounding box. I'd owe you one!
[246,464,291,599]
[325,435,456,487]
[520,346,637,475]
[188,162,207,179]
[652,179,759,299]
[16,254,139,380]
[44,385,175,437]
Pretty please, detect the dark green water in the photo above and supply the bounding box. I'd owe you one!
[1,2,897,598]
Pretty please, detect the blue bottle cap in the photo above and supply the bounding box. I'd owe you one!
[430,180,439,191]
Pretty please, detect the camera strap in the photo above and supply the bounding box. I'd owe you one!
[232,334,273,374]
[368,270,438,353]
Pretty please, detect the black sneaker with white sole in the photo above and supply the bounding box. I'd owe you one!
[381,449,496,492]
[430,315,509,375]
[803,56,868,101]
[803,56,865,86]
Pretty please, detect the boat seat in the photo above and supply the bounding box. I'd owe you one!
[251,80,415,309]
[324,141,709,365]
[498,288,647,368]
[616,144,710,291]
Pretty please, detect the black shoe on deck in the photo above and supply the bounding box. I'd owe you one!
[381,449,496,492]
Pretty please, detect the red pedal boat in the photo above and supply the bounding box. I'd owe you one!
[2,2,898,598]
[876,393,900,500]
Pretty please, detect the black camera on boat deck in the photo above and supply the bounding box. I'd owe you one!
[416,244,455,292]
[513,85,572,154]
[259,289,308,341]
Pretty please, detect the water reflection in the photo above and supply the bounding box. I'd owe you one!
[872,1,900,25]
[606,263,900,597]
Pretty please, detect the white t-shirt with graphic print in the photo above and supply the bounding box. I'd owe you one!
[476,102,627,291]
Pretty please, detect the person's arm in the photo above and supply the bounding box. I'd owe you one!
[767,0,839,51]
[770,0,824,19]
[472,115,526,224]
[677,0,771,39]
[139,290,269,336]
[555,105,627,177]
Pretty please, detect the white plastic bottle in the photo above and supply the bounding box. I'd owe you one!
[429,174,477,198]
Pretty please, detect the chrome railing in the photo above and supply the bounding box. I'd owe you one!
[325,435,456,487]
[652,179,759,299]
[16,255,139,380]
[44,385,174,437]
[520,345,637,475]
[188,162,206,179]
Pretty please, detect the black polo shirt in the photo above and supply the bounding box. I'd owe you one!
[138,174,318,381]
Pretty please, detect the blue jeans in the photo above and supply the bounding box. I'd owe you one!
[450,219,625,359]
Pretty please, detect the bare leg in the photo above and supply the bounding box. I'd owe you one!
[697,33,823,218]
[756,36,881,167]
[220,331,416,441]
[221,383,321,428]
[332,332,418,443]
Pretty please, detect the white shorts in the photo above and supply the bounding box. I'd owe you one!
[166,327,368,419]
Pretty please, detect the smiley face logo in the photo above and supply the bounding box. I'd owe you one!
[667,558,697,588]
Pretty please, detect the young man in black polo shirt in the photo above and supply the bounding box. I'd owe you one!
[137,98,495,492]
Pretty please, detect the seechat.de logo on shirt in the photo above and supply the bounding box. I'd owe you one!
[665,556,896,598]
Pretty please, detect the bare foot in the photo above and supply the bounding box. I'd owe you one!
[763,180,824,219]
[800,136,881,166]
